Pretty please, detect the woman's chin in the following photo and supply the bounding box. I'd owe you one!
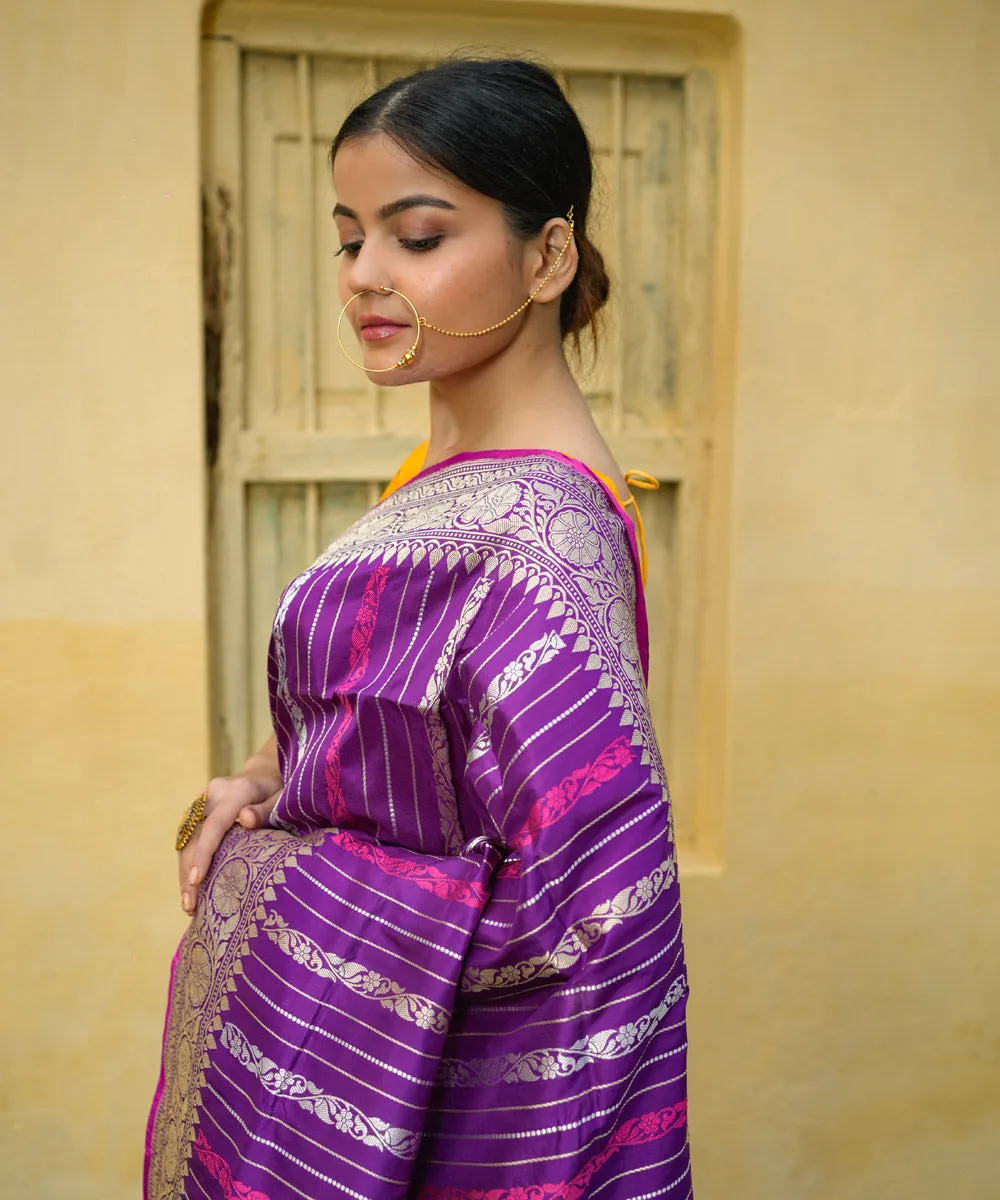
[363,361,425,385]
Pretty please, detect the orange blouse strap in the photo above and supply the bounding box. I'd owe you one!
[620,471,660,588]
[379,440,429,502]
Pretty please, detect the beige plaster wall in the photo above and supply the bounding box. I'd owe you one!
[0,1,207,1195]
[669,2,1000,1196]
[1,1,998,1197]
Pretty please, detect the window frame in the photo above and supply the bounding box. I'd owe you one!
[201,0,737,870]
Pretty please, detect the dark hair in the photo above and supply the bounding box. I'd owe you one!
[330,58,610,344]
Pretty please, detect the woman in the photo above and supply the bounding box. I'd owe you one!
[147,58,691,1199]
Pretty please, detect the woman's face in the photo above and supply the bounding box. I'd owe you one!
[332,133,541,383]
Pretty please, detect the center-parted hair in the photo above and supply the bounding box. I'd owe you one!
[330,58,610,344]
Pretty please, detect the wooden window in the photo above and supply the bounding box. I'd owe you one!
[202,2,735,867]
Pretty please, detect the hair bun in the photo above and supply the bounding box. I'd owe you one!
[562,230,611,342]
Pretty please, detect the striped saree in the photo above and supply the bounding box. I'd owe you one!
[146,450,691,1199]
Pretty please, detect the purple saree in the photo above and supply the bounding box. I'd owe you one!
[146,451,691,1199]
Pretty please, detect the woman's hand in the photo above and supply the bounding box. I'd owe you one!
[178,738,281,916]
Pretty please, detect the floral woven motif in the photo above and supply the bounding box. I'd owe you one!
[146,452,689,1199]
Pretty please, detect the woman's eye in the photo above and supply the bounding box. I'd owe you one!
[334,235,443,256]
[399,235,443,253]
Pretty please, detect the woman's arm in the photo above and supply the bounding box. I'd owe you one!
[177,734,282,915]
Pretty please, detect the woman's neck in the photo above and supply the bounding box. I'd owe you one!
[424,329,590,467]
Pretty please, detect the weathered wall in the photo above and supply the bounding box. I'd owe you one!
[672,2,1000,1196]
[0,2,206,1195]
[1,0,997,1197]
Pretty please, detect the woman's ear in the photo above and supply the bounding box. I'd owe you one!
[526,216,579,306]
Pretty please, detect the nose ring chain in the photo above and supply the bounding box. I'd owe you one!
[336,208,575,373]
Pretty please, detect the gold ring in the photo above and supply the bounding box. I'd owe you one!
[336,286,422,373]
[175,791,207,852]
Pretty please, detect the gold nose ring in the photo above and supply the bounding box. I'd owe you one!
[336,286,422,373]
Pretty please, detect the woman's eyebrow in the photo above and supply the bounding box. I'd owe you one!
[332,195,458,221]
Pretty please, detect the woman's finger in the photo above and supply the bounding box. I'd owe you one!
[178,833,201,916]
[178,777,271,916]
[187,799,239,891]
[178,785,239,913]
[236,792,280,829]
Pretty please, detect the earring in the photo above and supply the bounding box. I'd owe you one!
[337,286,422,373]
[420,207,575,338]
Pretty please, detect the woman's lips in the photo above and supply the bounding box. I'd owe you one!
[358,312,408,342]
[360,323,407,342]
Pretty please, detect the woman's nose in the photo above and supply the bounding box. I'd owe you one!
[341,242,388,296]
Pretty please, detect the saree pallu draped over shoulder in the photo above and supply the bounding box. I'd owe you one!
[146,451,692,1200]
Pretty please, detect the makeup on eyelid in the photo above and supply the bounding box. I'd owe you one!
[334,231,447,257]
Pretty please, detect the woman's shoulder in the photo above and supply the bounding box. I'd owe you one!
[418,448,622,506]
[409,449,625,529]
[311,451,634,583]
[436,452,637,584]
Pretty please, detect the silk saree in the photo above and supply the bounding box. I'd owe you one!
[146,449,691,1199]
